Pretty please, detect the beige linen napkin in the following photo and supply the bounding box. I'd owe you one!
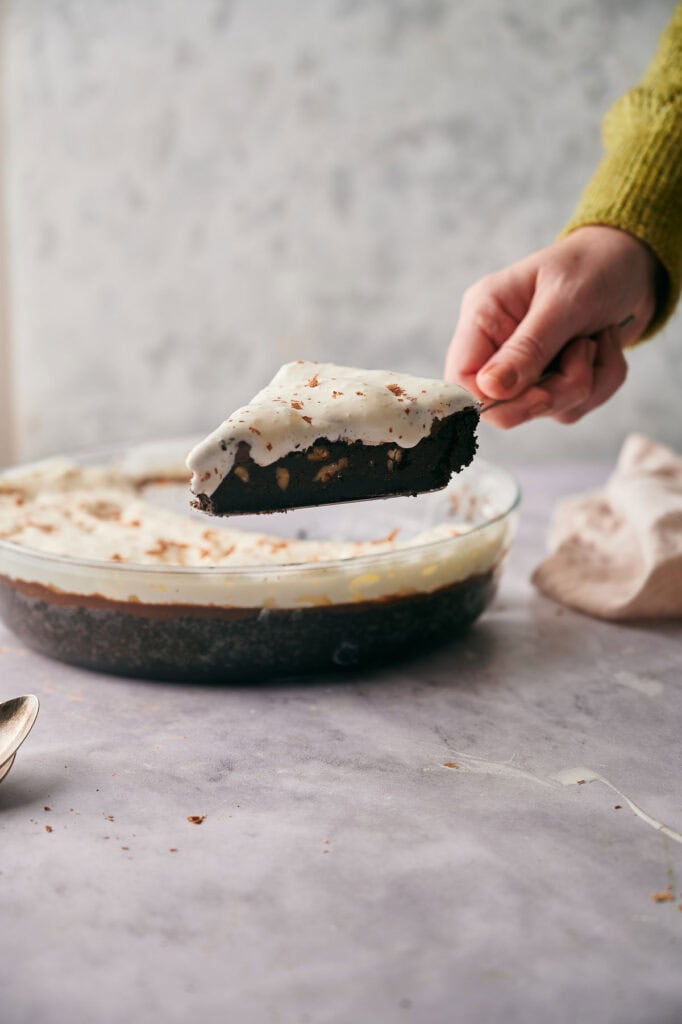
[532,434,682,619]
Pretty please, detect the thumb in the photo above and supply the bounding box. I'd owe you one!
[476,292,575,400]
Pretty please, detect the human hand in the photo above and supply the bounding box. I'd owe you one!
[445,225,661,427]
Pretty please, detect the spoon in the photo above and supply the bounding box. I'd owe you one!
[0,695,40,784]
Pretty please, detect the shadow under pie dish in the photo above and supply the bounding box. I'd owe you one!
[0,441,520,682]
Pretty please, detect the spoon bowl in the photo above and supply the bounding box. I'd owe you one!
[0,695,40,784]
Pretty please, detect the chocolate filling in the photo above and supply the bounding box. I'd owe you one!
[195,409,479,515]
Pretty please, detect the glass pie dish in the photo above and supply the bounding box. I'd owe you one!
[0,441,520,682]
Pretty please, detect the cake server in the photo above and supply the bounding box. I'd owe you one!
[0,694,40,784]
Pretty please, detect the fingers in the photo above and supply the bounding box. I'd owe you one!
[476,286,576,401]
[480,384,554,429]
[445,279,523,398]
[552,327,628,424]
[541,338,597,415]
[481,329,628,428]
[447,229,643,427]
[480,337,596,428]
[448,267,601,428]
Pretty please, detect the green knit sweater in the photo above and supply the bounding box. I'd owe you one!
[560,4,682,338]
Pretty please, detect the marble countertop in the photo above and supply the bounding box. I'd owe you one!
[1,463,680,1024]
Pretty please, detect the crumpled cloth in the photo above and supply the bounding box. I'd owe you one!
[532,434,682,620]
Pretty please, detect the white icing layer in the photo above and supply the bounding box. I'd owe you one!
[186,362,478,497]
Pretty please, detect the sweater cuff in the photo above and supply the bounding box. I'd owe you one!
[559,96,682,341]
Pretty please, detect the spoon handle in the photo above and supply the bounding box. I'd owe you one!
[0,753,17,783]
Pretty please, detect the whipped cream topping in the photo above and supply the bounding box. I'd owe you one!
[0,459,471,569]
[187,362,478,497]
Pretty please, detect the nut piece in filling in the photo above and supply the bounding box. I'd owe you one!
[186,361,480,515]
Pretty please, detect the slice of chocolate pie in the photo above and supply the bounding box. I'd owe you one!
[187,362,480,515]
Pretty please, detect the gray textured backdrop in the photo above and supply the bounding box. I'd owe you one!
[2,0,680,465]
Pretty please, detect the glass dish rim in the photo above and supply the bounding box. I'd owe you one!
[0,442,521,578]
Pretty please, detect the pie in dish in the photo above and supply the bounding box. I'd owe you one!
[0,447,515,682]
